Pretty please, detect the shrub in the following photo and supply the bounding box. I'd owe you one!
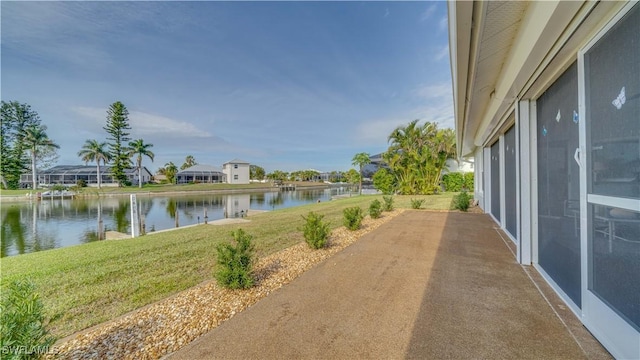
[453,191,472,212]
[214,229,255,289]
[76,179,87,188]
[301,212,331,249]
[410,198,425,209]
[0,279,56,359]
[343,207,365,231]
[463,172,474,191]
[372,168,396,195]
[382,196,394,212]
[442,172,464,192]
[50,184,66,192]
[369,199,382,219]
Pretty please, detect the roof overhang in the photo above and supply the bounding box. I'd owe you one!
[448,1,621,157]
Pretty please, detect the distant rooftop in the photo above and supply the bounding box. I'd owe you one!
[177,164,224,174]
[38,165,142,175]
[224,158,250,165]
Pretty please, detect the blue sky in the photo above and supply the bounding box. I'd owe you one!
[2,1,453,174]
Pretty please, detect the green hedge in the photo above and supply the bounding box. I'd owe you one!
[442,172,474,192]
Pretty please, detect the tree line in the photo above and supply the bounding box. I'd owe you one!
[1,101,60,190]
[1,100,155,190]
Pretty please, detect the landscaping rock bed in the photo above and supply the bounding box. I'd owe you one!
[49,209,404,360]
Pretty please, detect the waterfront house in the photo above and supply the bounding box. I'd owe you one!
[20,165,152,188]
[176,164,226,184]
[449,1,639,357]
[222,159,250,184]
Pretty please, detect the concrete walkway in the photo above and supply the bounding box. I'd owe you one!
[169,211,610,359]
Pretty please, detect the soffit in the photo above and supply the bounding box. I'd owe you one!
[462,1,529,156]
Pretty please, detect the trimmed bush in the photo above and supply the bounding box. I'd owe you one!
[301,212,331,249]
[463,172,474,191]
[410,198,425,209]
[0,279,56,359]
[453,191,472,212]
[50,184,66,192]
[369,199,382,219]
[343,207,365,231]
[214,229,255,289]
[372,168,396,195]
[382,196,394,212]
[442,172,464,192]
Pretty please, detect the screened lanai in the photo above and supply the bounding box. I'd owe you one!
[20,165,148,188]
[176,164,226,184]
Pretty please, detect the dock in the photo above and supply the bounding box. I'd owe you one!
[277,184,296,191]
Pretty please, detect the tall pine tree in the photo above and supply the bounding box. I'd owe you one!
[0,101,42,189]
[103,101,131,186]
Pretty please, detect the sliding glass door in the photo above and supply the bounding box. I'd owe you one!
[536,62,581,309]
[579,3,640,358]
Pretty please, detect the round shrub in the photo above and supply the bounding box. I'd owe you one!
[369,199,382,219]
[301,212,331,249]
[214,229,255,289]
[453,191,472,212]
[382,196,394,212]
[343,207,364,231]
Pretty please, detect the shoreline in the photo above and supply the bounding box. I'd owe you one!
[0,184,334,202]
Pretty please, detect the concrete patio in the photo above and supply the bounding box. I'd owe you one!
[169,211,611,359]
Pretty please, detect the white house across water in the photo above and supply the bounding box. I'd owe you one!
[449,1,638,357]
[223,159,250,185]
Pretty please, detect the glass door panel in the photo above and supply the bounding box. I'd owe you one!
[537,62,582,308]
[581,3,640,358]
[504,125,517,239]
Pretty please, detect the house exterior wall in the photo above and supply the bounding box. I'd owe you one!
[443,158,473,173]
[223,162,250,184]
[450,2,639,358]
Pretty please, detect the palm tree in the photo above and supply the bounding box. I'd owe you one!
[158,162,178,184]
[351,152,371,195]
[128,139,155,188]
[180,155,197,170]
[432,128,457,188]
[23,125,59,190]
[385,120,453,195]
[78,139,111,189]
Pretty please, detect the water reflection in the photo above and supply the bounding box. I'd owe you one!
[2,206,26,257]
[1,204,59,256]
[1,187,351,257]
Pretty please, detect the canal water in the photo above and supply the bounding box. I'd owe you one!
[1,187,352,257]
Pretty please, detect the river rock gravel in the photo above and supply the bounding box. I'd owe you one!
[48,209,404,360]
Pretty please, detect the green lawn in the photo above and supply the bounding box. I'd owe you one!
[1,193,455,338]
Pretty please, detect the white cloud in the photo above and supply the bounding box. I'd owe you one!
[355,81,455,144]
[439,16,448,33]
[71,106,213,139]
[384,8,390,18]
[355,118,408,144]
[355,104,455,145]
[413,82,452,100]
[129,111,212,138]
[433,44,450,61]
[420,4,437,22]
